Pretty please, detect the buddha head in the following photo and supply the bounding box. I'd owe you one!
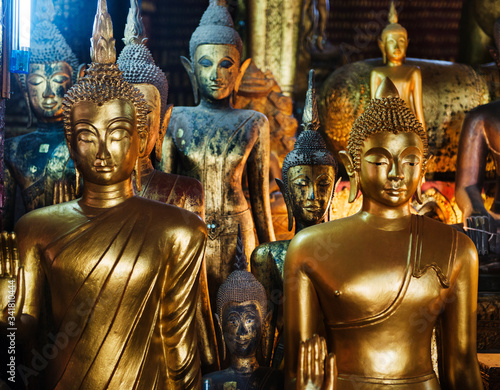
[182,0,249,105]
[117,0,172,161]
[378,1,408,65]
[340,78,429,206]
[216,229,271,364]
[63,0,147,191]
[277,70,338,232]
[22,0,79,124]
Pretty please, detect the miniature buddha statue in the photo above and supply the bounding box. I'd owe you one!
[4,0,80,230]
[117,0,219,373]
[251,70,337,367]
[8,1,206,388]
[202,230,283,389]
[370,1,425,130]
[284,78,483,389]
[158,0,275,311]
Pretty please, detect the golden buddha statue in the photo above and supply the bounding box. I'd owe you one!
[370,1,425,130]
[202,230,283,389]
[251,70,337,367]
[117,0,218,373]
[4,0,80,230]
[284,78,483,389]
[159,0,275,311]
[9,1,206,388]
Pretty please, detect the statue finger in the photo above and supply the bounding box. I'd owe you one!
[323,354,337,390]
[313,335,322,384]
[13,266,25,319]
[11,233,19,279]
[2,232,12,276]
[297,342,306,388]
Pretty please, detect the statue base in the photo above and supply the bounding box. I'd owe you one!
[479,353,500,390]
[478,295,500,351]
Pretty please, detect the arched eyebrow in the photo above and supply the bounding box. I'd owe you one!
[363,147,391,158]
[108,117,134,133]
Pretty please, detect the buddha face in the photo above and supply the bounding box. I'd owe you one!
[359,132,423,208]
[70,98,139,186]
[382,30,408,64]
[287,165,335,226]
[194,44,240,102]
[27,61,73,122]
[134,84,161,156]
[223,301,262,358]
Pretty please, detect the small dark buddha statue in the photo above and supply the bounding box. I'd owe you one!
[4,1,206,388]
[158,0,275,312]
[251,70,337,367]
[117,0,219,372]
[202,230,283,390]
[4,0,80,229]
[284,78,483,389]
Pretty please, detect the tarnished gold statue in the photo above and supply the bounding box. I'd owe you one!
[251,70,337,367]
[284,78,483,389]
[117,0,218,373]
[159,0,275,311]
[202,230,283,389]
[370,1,425,129]
[9,1,206,388]
[4,0,80,229]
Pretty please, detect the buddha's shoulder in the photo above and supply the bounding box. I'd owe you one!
[251,240,290,264]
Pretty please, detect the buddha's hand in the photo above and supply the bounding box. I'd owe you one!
[53,179,76,204]
[0,232,24,327]
[297,334,337,390]
[465,215,499,256]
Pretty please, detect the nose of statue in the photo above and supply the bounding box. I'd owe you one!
[43,81,55,98]
[388,160,404,180]
[236,322,248,336]
[96,139,111,162]
[307,185,315,200]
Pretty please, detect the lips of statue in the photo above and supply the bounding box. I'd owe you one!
[288,165,335,227]
[223,301,262,358]
[194,44,240,102]
[27,61,73,122]
[359,132,423,209]
[70,99,139,186]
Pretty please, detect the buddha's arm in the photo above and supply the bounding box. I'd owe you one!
[161,223,207,389]
[185,179,205,220]
[247,114,276,243]
[455,110,489,219]
[283,236,321,389]
[437,235,483,389]
[370,70,382,99]
[411,68,426,130]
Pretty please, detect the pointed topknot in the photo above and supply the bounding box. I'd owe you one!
[234,225,248,271]
[90,0,116,64]
[35,0,56,23]
[302,69,320,132]
[388,1,398,24]
[123,0,147,45]
[375,77,400,99]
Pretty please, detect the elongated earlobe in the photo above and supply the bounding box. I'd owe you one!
[181,56,199,105]
[339,150,359,203]
[155,104,173,162]
[215,313,226,362]
[134,158,141,192]
[276,178,294,231]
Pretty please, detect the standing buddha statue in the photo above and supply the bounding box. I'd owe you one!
[158,0,275,311]
[8,0,206,388]
[251,70,337,367]
[202,230,283,390]
[284,78,483,389]
[4,0,80,229]
[370,1,425,130]
[117,0,219,373]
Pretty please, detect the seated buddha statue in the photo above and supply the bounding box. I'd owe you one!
[283,78,483,389]
[8,1,206,388]
[117,0,218,373]
[158,0,275,311]
[370,1,425,129]
[251,70,337,367]
[4,0,80,230]
[202,230,283,389]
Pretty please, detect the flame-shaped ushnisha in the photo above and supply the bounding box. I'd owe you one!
[302,69,320,132]
[123,0,147,45]
[90,0,116,64]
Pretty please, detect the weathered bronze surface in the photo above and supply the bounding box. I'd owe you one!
[284,81,483,389]
[4,0,80,230]
[8,1,205,388]
[202,232,282,389]
[117,0,218,373]
[251,71,337,368]
[159,0,275,313]
[370,2,425,129]
[319,58,489,174]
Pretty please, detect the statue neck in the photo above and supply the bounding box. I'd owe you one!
[199,96,232,110]
[387,58,404,67]
[230,354,259,375]
[36,120,65,133]
[80,179,134,209]
[140,156,154,176]
[360,198,412,231]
